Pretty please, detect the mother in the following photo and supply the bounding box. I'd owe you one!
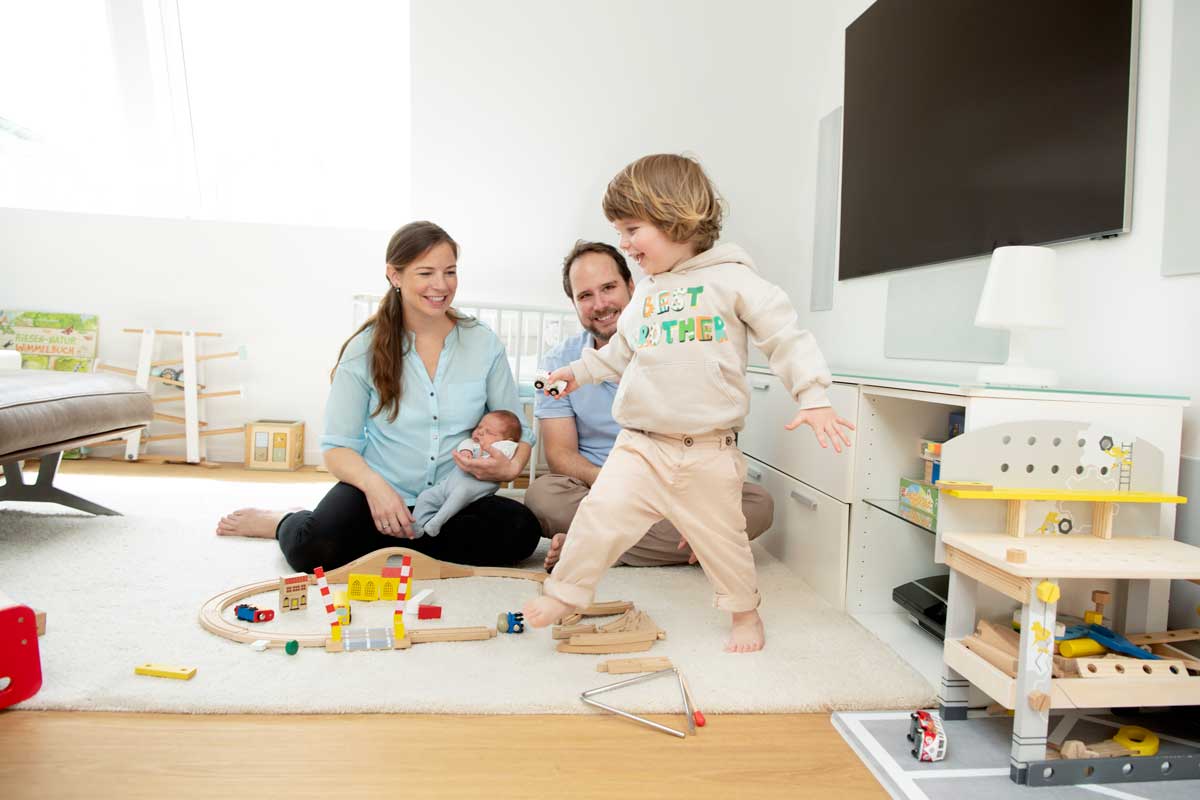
[216,221,542,571]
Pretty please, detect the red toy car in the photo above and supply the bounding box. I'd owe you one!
[908,710,948,762]
[234,604,275,623]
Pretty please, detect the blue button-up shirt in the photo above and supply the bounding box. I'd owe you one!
[320,322,533,503]
[534,330,620,467]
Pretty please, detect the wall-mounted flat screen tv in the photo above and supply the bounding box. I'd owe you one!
[838,0,1137,280]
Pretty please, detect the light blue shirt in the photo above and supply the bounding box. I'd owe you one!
[320,322,533,504]
[534,330,620,467]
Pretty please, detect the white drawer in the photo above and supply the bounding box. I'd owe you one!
[745,456,849,611]
[739,375,858,502]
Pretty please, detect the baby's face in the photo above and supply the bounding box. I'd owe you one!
[472,415,513,450]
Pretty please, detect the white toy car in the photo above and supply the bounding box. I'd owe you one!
[533,370,567,397]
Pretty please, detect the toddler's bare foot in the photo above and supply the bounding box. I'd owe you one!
[726,609,765,653]
[215,508,294,538]
[544,532,567,572]
[522,595,573,628]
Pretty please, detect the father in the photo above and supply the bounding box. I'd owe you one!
[524,240,775,571]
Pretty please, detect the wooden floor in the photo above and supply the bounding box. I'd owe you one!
[0,459,884,799]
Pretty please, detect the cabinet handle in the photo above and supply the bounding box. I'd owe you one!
[751,382,771,391]
[789,490,817,510]
[747,467,762,481]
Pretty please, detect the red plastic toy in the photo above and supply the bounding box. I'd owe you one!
[418,604,442,620]
[0,591,42,710]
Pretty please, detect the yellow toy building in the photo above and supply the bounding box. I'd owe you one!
[279,572,308,612]
[347,571,399,602]
[245,420,305,471]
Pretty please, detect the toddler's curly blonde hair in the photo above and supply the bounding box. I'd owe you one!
[602,154,724,252]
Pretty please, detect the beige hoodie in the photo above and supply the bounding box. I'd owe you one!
[570,243,832,435]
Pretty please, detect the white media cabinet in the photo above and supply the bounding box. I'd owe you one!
[737,367,1188,677]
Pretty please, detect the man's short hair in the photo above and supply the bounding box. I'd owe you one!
[560,240,632,301]
[485,409,523,442]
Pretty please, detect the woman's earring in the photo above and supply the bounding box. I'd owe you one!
[393,285,401,296]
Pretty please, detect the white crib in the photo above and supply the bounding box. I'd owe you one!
[352,294,581,482]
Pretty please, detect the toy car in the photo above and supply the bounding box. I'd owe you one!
[533,370,567,398]
[907,710,947,762]
[234,604,275,623]
[497,611,525,633]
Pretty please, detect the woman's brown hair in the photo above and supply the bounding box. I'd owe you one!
[331,221,462,422]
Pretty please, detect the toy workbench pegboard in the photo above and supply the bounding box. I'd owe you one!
[932,420,1200,788]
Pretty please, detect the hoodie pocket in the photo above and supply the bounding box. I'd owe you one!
[614,360,738,433]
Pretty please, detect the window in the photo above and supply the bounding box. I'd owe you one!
[0,0,410,228]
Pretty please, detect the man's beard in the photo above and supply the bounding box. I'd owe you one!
[583,307,621,346]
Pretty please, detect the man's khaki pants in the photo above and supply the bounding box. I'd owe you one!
[525,458,774,567]
[541,429,762,612]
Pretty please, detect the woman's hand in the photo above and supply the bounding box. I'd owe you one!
[784,406,855,453]
[364,474,416,538]
[454,444,521,483]
[543,366,580,398]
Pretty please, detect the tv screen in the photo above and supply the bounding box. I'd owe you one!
[838,0,1136,280]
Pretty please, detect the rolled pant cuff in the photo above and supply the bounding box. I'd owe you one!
[713,592,761,613]
[542,578,594,610]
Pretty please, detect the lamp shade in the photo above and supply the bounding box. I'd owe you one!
[974,246,1065,330]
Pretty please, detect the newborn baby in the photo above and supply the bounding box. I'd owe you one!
[411,409,522,537]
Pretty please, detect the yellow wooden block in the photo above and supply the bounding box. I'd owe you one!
[135,663,196,680]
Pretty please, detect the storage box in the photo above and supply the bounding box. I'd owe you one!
[245,420,305,471]
[899,477,939,527]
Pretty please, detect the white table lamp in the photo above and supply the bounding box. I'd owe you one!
[974,245,1064,387]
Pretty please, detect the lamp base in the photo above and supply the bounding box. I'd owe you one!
[976,363,1059,388]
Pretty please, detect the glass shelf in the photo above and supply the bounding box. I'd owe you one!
[862,498,936,535]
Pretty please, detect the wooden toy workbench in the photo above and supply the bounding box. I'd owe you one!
[932,420,1199,787]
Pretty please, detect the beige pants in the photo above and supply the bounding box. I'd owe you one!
[542,429,760,612]
[525,471,774,567]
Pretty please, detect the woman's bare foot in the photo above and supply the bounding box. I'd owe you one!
[544,532,567,572]
[522,595,573,627]
[726,609,766,653]
[215,508,293,539]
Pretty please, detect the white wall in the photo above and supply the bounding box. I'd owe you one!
[803,0,1200,456]
[0,207,389,463]
[409,0,834,310]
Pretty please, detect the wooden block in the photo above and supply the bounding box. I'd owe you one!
[1125,628,1200,646]
[34,609,46,637]
[975,619,1020,655]
[1028,691,1052,712]
[1092,502,1115,540]
[552,623,597,640]
[1006,499,1027,538]
[557,640,654,655]
[408,626,496,643]
[568,630,659,647]
[1006,548,1027,564]
[135,663,196,680]
[579,600,634,617]
[597,657,673,674]
[1075,657,1187,679]
[559,613,583,626]
[1149,643,1200,673]
[961,635,1018,677]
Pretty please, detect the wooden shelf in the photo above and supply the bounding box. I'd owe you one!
[937,487,1186,504]
[942,531,1200,579]
[944,640,1200,710]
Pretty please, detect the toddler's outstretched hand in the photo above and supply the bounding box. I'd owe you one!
[785,406,855,453]
[543,366,580,398]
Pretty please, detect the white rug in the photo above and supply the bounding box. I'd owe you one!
[0,472,935,714]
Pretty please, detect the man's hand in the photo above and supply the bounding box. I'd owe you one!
[785,406,855,453]
[454,444,521,483]
[542,366,581,398]
[364,474,416,538]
